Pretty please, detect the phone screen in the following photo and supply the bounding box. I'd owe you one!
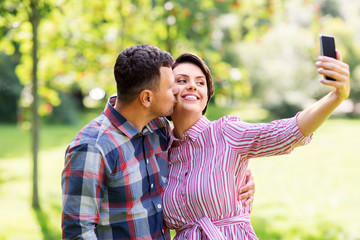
[320,35,336,80]
[320,35,336,59]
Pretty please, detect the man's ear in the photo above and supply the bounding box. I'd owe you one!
[138,89,153,108]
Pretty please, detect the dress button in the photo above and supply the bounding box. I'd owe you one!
[157,204,162,209]
[151,183,154,188]
[146,159,149,164]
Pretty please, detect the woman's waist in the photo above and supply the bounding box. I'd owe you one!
[174,213,256,240]
[178,213,251,230]
[164,200,251,228]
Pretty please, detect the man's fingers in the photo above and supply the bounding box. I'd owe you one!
[238,188,255,201]
[239,181,255,194]
[244,196,254,207]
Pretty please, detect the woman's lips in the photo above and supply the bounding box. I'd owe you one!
[182,94,199,101]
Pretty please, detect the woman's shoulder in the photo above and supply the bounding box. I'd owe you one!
[214,115,242,125]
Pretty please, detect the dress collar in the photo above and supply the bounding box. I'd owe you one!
[185,115,211,141]
[168,115,210,150]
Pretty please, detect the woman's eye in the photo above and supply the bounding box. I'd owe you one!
[177,79,186,83]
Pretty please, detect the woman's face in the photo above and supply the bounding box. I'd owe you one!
[172,62,208,117]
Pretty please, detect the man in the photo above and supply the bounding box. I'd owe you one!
[61,44,255,239]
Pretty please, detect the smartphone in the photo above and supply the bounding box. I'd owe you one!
[319,35,336,80]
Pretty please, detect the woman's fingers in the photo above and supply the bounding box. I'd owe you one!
[316,54,350,100]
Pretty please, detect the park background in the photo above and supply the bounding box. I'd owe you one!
[1,0,360,239]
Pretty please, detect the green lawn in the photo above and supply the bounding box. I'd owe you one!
[0,107,359,239]
[249,118,360,239]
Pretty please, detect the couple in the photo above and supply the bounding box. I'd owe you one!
[62,44,350,239]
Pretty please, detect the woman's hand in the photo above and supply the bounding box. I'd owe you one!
[298,50,351,136]
[316,50,350,101]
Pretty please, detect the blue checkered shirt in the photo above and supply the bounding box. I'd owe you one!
[62,96,171,239]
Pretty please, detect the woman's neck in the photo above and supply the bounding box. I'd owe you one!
[171,111,202,139]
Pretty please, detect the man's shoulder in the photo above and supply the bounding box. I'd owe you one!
[150,117,171,128]
[149,117,172,138]
[68,114,107,148]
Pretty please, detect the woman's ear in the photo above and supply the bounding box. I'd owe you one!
[138,89,153,108]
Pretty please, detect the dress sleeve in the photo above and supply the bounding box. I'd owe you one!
[61,143,106,239]
[222,113,312,161]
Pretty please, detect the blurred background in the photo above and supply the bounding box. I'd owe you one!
[0,0,359,239]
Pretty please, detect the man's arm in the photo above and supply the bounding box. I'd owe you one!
[62,143,105,239]
[298,50,350,136]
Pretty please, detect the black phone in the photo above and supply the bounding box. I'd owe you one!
[319,35,336,80]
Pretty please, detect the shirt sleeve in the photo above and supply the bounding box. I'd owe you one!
[61,142,106,239]
[222,113,312,161]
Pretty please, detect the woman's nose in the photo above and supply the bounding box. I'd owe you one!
[187,81,197,90]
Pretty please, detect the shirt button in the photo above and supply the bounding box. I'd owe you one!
[151,183,154,188]
[146,159,149,164]
[157,204,162,209]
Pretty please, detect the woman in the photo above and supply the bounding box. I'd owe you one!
[162,52,350,239]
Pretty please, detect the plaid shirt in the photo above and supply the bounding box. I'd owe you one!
[62,96,171,240]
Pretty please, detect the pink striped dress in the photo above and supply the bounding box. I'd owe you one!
[163,115,311,239]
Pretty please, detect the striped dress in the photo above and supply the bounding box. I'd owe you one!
[163,115,311,239]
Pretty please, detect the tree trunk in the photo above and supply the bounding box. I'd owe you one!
[166,22,172,54]
[29,0,40,209]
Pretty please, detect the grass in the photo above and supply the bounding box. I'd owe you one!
[0,124,77,240]
[249,118,360,239]
[0,112,94,240]
[0,106,359,239]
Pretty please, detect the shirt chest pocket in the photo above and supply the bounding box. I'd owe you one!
[106,151,169,202]
[107,161,148,202]
[153,150,169,187]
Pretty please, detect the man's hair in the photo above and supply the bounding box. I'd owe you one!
[114,44,174,103]
[172,53,214,115]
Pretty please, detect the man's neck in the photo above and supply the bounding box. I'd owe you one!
[114,99,154,132]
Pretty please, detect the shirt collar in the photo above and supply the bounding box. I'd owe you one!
[104,96,155,139]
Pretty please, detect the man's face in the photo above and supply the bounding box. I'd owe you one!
[150,66,178,117]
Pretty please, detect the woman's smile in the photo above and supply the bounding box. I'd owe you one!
[182,93,199,101]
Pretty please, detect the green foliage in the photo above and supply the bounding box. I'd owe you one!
[42,91,80,125]
[264,99,303,119]
[206,102,270,122]
[320,0,342,17]
[0,52,23,123]
[1,0,360,122]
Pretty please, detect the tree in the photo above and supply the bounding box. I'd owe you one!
[0,0,54,209]
[28,0,41,209]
